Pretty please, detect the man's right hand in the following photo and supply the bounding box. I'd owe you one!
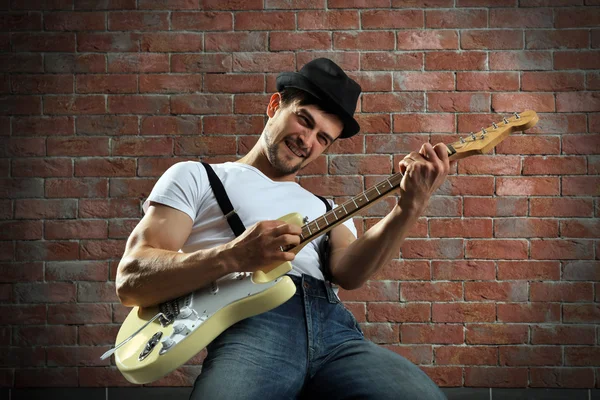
[225,221,302,273]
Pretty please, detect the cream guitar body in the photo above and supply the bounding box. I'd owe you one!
[104,111,539,385]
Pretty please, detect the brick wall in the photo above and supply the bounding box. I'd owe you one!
[1,0,599,391]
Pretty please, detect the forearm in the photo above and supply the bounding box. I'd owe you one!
[116,244,236,308]
[330,204,422,290]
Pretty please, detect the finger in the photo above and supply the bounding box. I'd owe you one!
[433,143,450,167]
[421,142,439,162]
[274,234,301,247]
[272,223,302,236]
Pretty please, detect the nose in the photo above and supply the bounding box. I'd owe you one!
[297,128,317,149]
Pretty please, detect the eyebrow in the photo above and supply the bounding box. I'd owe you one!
[298,109,335,144]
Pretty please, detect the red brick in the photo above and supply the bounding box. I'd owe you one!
[297,10,358,29]
[466,324,528,345]
[140,32,202,52]
[490,8,553,28]
[45,220,107,240]
[392,113,454,133]
[11,158,72,177]
[14,199,77,219]
[329,155,391,175]
[0,11,41,30]
[490,51,552,71]
[15,367,78,388]
[561,219,600,238]
[373,260,431,281]
[15,240,79,261]
[80,239,125,260]
[393,0,455,6]
[368,302,431,323]
[401,324,463,344]
[425,51,486,71]
[393,72,454,91]
[0,95,40,115]
[108,11,168,31]
[362,93,425,113]
[498,303,560,323]
[360,323,399,344]
[462,30,523,50]
[531,239,594,260]
[204,74,262,93]
[402,282,462,302]
[554,51,600,70]
[76,115,138,135]
[75,158,136,177]
[427,92,489,113]
[564,304,600,323]
[12,32,75,52]
[78,32,139,52]
[45,53,105,73]
[439,176,494,196]
[15,326,76,346]
[44,95,105,115]
[47,346,110,367]
[174,136,235,157]
[421,366,462,387]
[531,282,593,302]
[108,95,169,114]
[203,0,262,10]
[0,221,41,240]
[108,53,169,73]
[421,196,462,217]
[557,92,600,112]
[76,74,137,94]
[432,260,495,281]
[430,218,492,238]
[361,52,423,71]
[563,260,600,281]
[45,11,105,30]
[528,113,587,134]
[45,178,108,198]
[401,238,464,259]
[492,93,555,113]
[530,197,593,217]
[111,137,172,157]
[427,9,486,28]
[0,262,42,282]
[108,218,139,238]
[397,30,458,50]
[587,71,600,90]
[466,239,528,259]
[1,138,44,157]
[203,115,263,135]
[522,72,584,91]
[141,116,199,136]
[47,137,109,156]
[532,325,596,345]
[334,31,394,51]
[465,282,527,302]
[206,32,267,52]
[14,282,76,303]
[137,0,198,10]
[530,367,595,388]
[12,74,73,94]
[496,177,559,196]
[436,346,497,365]
[298,176,362,197]
[171,94,231,114]
[140,74,202,94]
[458,155,520,175]
[339,281,399,302]
[0,53,42,73]
[12,116,72,136]
[433,303,495,323]
[494,218,558,238]
[361,9,422,29]
[526,29,589,49]
[75,0,136,9]
[232,52,293,73]
[563,176,600,196]
[523,155,586,175]
[79,325,120,346]
[171,11,232,30]
[565,347,600,366]
[384,344,432,365]
[555,7,600,28]
[500,346,561,367]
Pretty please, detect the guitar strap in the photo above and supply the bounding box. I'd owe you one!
[200,162,333,279]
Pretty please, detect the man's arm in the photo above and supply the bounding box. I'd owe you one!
[327,143,450,290]
[116,202,302,308]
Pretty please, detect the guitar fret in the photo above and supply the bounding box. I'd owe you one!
[375,185,381,195]
[306,225,312,235]
[364,191,369,201]
[314,220,319,230]
[386,178,393,188]
[342,204,347,213]
[352,198,358,207]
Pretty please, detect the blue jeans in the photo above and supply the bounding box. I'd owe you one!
[190,274,446,399]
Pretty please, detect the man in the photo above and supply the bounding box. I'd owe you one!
[116,58,449,399]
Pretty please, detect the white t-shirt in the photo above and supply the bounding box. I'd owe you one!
[142,161,357,281]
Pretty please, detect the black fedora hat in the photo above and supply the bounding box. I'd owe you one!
[276,58,361,138]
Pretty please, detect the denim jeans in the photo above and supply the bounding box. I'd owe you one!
[189,274,446,400]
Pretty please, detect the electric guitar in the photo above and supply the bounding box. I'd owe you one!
[102,110,539,384]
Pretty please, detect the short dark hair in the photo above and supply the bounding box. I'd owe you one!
[279,87,339,121]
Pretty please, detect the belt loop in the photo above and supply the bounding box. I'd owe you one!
[324,280,339,304]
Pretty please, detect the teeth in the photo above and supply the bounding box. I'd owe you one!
[286,140,304,158]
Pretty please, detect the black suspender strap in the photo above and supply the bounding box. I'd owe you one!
[314,195,333,281]
[201,162,246,238]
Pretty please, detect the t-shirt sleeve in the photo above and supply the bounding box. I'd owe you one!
[142,161,202,222]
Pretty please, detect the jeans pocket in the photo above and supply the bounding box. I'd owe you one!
[337,302,363,337]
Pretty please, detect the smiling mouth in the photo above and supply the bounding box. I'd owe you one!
[285,139,306,158]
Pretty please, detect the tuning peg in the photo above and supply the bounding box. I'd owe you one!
[480,127,487,139]
[513,111,520,119]
[503,117,509,124]
[492,122,498,129]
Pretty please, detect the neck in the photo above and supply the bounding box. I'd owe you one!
[236,143,298,182]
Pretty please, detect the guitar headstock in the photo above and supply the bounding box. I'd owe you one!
[447,110,539,161]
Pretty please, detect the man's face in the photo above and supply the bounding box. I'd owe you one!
[263,100,344,176]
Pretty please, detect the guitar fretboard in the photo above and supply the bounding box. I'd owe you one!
[296,172,404,246]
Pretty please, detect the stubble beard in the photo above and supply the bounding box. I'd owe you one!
[266,137,305,176]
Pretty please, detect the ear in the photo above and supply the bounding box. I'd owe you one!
[266,92,282,118]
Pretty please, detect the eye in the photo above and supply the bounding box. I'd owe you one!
[318,134,328,146]
[297,113,308,125]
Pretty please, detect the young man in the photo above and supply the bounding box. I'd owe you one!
[116,58,449,399]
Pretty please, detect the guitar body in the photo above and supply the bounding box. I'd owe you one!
[114,213,302,384]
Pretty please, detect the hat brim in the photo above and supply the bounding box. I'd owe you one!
[276,72,360,139]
